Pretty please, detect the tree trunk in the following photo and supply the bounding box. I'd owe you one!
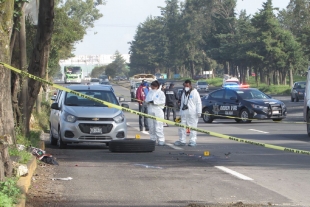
[20,5,29,135]
[190,61,195,78]
[259,68,264,83]
[26,0,54,131]
[0,0,15,138]
[0,0,15,181]
[289,68,293,87]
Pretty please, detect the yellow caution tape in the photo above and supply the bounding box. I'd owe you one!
[115,88,308,124]
[1,61,310,156]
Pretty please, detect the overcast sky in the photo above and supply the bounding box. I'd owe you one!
[73,0,290,56]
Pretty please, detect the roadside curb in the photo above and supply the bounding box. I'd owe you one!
[15,139,45,207]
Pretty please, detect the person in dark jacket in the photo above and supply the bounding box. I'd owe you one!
[136,81,149,131]
[165,83,178,121]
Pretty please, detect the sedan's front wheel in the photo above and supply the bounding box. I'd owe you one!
[202,108,213,123]
[239,109,252,123]
[58,129,67,149]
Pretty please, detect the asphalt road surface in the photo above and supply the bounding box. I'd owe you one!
[44,82,310,207]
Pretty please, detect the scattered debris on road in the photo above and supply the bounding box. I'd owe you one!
[51,177,73,181]
[134,164,163,169]
[30,147,59,165]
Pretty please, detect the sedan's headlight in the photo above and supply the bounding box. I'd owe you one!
[251,104,265,109]
[114,113,125,123]
[63,111,77,123]
[281,103,286,109]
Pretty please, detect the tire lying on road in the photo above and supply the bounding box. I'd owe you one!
[109,139,156,153]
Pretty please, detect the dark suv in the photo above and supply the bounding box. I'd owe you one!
[291,81,306,102]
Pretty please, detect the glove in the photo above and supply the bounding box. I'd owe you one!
[197,113,201,118]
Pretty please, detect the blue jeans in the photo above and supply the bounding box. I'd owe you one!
[139,104,149,130]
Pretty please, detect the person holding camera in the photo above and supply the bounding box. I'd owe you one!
[145,81,166,146]
[174,79,202,147]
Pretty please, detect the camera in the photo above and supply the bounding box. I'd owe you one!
[182,104,188,111]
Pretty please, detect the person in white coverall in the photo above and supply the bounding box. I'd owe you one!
[174,79,202,147]
[145,81,166,146]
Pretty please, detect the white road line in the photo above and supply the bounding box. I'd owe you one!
[165,143,183,150]
[215,166,253,181]
[126,123,130,126]
[249,129,269,134]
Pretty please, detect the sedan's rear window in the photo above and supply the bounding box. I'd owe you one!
[65,90,118,107]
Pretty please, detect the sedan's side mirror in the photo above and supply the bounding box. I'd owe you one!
[51,96,56,101]
[51,103,60,110]
[121,103,129,109]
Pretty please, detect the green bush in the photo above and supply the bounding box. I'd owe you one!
[8,147,32,164]
[0,178,21,205]
[0,192,13,207]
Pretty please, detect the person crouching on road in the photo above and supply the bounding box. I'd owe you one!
[136,81,149,131]
[145,81,166,146]
[174,79,202,147]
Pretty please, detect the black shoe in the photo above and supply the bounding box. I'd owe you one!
[145,128,149,131]
[140,128,143,131]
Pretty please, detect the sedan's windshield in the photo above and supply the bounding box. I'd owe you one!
[64,90,118,107]
[234,89,270,99]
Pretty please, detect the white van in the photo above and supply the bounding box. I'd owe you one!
[303,67,310,136]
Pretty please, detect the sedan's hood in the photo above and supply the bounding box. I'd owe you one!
[64,106,121,118]
[245,99,284,106]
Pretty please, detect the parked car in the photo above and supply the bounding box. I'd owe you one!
[201,87,287,123]
[130,82,142,102]
[90,78,100,85]
[291,81,305,102]
[196,81,209,92]
[49,85,129,148]
[100,81,110,85]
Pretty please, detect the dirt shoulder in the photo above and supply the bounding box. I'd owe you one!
[26,163,65,207]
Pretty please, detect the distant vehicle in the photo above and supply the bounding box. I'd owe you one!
[49,84,129,148]
[155,73,167,79]
[99,74,109,83]
[223,74,240,85]
[84,76,91,81]
[201,87,287,123]
[90,78,100,85]
[196,81,209,92]
[291,81,305,102]
[64,66,82,84]
[100,81,110,85]
[130,82,142,102]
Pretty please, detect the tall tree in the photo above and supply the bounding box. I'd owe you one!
[25,0,55,134]
[0,0,15,139]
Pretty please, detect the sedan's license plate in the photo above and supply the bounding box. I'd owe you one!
[272,111,280,115]
[90,127,102,134]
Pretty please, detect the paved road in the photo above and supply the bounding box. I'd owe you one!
[45,82,310,207]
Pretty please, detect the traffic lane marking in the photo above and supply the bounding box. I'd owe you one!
[215,166,253,181]
[165,143,183,150]
[249,129,269,134]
